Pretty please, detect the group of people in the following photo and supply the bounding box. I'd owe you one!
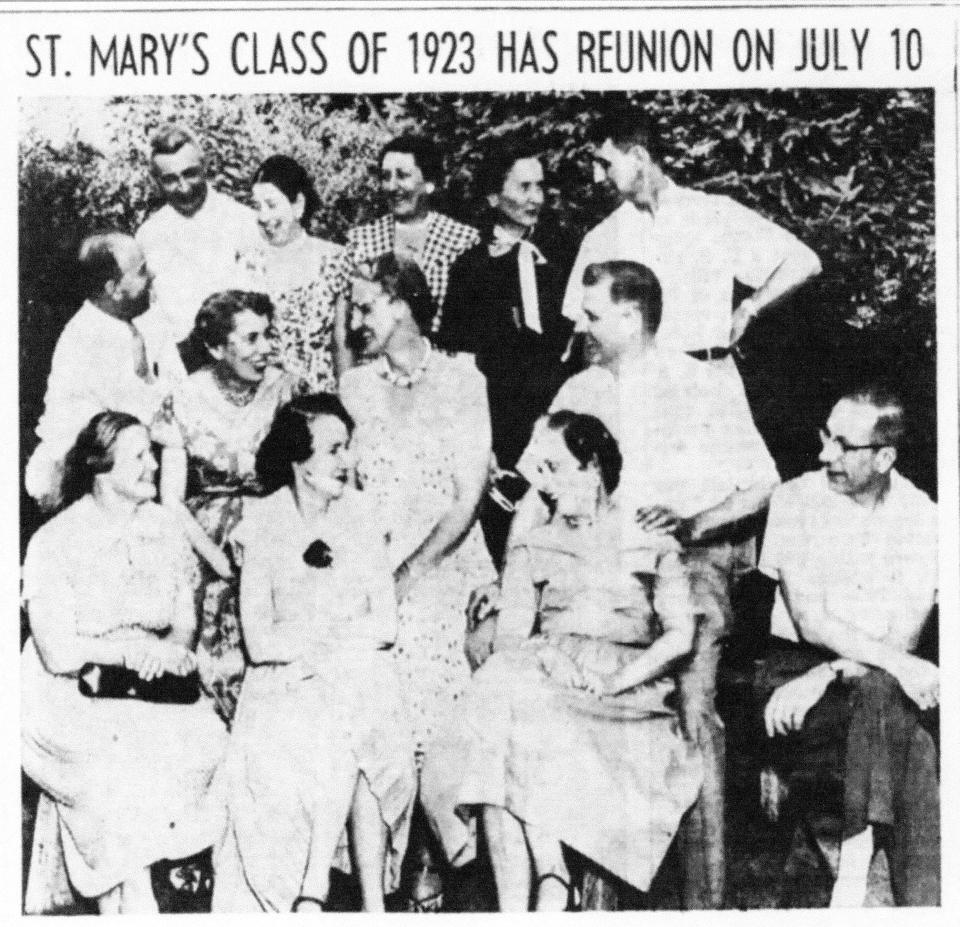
[20,104,940,914]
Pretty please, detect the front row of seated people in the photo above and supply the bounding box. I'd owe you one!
[22,258,939,911]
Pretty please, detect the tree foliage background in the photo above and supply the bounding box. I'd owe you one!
[20,88,937,538]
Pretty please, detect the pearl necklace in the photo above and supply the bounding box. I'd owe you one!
[376,338,432,389]
[213,365,258,407]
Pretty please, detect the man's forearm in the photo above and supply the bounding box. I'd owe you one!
[687,480,778,543]
[749,245,822,316]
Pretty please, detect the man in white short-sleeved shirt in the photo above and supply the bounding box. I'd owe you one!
[135,125,259,367]
[757,388,938,906]
[25,233,181,510]
[563,106,821,377]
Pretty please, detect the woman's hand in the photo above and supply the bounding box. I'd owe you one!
[579,668,615,699]
[393,561,417,604]
[537,646,586,689]
[124,639,197,681]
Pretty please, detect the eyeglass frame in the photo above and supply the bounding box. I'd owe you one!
[818,427,889,454]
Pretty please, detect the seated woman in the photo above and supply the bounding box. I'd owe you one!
[212,394,416,913]
[158,290,302,724]
[21,411,227,914]
[422,411,703,911]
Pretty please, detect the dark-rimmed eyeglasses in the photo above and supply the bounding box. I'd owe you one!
[818,428,887,454]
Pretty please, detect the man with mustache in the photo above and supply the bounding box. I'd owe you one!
[437,141,578,568]
[756,387,939,907]
[135,125,259,371]
[25,233,180,510]
[564,105,821,396]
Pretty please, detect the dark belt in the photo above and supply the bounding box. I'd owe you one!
[687,346,732,361]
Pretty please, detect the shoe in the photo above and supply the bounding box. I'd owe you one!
[291,895,325,912]
[535,871,580,911]
[406,865,444,913]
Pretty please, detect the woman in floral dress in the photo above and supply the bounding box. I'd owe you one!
[340,254,494,909]
[159,290,301,724]
[238,154,346,391]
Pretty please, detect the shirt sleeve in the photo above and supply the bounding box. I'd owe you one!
[757,479,803,580]
[718,195,810,289]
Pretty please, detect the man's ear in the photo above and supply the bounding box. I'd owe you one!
[486,192,499,210]
[876,445,897,474]
[631,144,652,168]
[103,277,118,300]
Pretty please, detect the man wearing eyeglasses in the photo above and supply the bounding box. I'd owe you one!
[756,386,939,906]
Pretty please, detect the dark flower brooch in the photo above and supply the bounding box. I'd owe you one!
[302,539,333,569]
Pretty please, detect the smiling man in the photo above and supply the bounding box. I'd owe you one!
[135,125,259,369]
[437,141,578,567]
[756,386,939,907]
[563,104,821,391]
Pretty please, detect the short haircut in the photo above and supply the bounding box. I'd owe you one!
[77,233,125,299]
[191,290,274,352]
[61,410,145,507]
[843,384,908,452]
[582,260,663,334]
[355,253,437,336]
[252,154,321,228]
[546,410,622,496]
[150,124,200,159]
[588,103,665,161]
[474,139,543,198]
[255,393,355,493]
[379,135,444,186]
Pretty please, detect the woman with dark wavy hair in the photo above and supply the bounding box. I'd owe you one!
[237,154,348,390]
[21,411,226,914]
[423,412,703,911]
[212,394,415,913]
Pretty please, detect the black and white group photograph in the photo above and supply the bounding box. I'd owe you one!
[16,84,941,915]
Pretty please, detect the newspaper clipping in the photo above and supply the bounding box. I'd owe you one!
[6,0,958,921]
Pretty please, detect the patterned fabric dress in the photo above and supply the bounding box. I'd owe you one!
[237,235,347,392]
[21,498,227,898]
[339,349,495,761]
[422,511,704,892]
[168,365,301,724]
[344,212,479,326]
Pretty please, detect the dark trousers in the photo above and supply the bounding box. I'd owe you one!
[755,640,940,906]
[674,544,737,909]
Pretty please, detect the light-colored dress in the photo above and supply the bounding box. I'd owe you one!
[212,487,416,912]
[340,350,496,758]
[237,234,347,392]
[422,511,704,892]
[20,497,227,898]
[168,365,301,724]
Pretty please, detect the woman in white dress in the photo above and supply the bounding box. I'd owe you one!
[212,394,416,912]
[21,411,227,914]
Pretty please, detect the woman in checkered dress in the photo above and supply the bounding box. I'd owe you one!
[340,135,479,360]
